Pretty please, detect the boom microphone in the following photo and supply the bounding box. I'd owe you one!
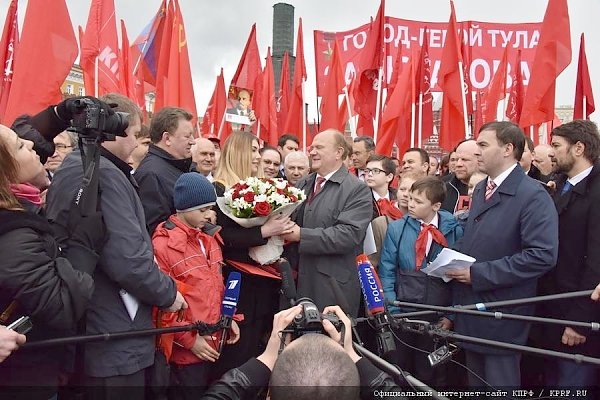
[356,255,396,356]
[219,271,241,353]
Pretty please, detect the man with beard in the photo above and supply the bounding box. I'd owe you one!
[537,120,600,390]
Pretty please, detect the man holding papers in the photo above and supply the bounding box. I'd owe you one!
[446,122,558,388]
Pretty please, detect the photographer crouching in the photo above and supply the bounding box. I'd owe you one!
[202,304,404,400]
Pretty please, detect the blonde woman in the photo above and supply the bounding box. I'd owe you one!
[212,131,296,376]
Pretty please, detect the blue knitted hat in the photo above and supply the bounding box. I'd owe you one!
[174,173,217,212]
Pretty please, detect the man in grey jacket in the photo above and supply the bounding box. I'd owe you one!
[284,129,372,316]
[46,94,186,399]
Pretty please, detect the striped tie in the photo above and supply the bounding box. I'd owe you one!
[485,179,496,201]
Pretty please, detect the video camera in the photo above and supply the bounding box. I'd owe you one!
[286,298,343,339]
[68,97,129,141]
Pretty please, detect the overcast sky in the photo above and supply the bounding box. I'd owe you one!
[1,0,598,122]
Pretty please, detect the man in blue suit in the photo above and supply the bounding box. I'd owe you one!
[446,121,558,388]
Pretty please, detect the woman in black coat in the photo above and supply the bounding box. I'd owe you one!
[0,123,103,399]
[211,131,296,377]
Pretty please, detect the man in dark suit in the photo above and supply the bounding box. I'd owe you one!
[446,121,558,388]
[283,129,372,316]
[538,120,600,389]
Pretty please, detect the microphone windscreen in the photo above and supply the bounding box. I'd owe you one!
[222,271,242,317]
[276,259,297,302]
[356,255,385,314]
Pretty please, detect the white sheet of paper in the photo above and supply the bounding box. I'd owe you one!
[363,222,377,256]
[421,248,476,282]
[119,289,139,321]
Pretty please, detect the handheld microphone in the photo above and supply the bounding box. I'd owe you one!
[219,271,241,353]
[276,259,297,306]
[356,255,396,356]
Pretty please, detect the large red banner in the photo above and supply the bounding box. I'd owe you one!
[314,17,543,96]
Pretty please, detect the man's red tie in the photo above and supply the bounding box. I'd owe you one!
[415,223,448,270]
[485,179,496,201]
[310,176,326,202]
[376,199,403,220]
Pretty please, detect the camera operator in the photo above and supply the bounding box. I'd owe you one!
[0,123,101,398]
[202,305,403,400]
[44,93,187,399]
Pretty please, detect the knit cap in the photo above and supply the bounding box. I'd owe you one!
[174,173,217,212]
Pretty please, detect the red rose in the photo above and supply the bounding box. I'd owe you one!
[254,201,272,216]
[243,191,255,202]
[277,188,284,195]
[233,190,241,199]
[289,194,297,202]
[239,183,249,190]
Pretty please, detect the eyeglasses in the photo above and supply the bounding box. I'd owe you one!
[54,144,73,152]
[364,168,387,176]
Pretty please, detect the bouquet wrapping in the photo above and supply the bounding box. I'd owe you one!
[217,177,305,265]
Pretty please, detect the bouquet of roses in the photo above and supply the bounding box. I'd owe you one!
[217,177,305,265]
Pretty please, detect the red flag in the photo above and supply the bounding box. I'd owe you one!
[574,33,595,120]
[415,31,434,142]
[376,56,414,156]
[0,0,19,123]
[482,46,509,123]
[4,0,77,125]
[319,40,346,131]
[80,0,121,96]
[256,48,278,145]
[283,19,308,147]
[352,0,385,134]
[506,50,524,124]
[277,51,290,135]
[460,39,474,117]
[118,20,135,99]
[520,0,571,128]
[155,0,197,120]
[201,68,226,136]
[153,0,174,112]
[230,24,262,93]
[438,1,466,151]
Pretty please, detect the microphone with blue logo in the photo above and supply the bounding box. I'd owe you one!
[219,271,241,354]
[356,255,396,356]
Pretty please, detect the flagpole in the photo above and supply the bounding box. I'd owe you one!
[217,112,227,139]
[94,57,99,97]
[418,93,424,148]
[373,66,384,144]
[529,125,534,142]
[458,61,469,139]
[301,79,307,152]
[343,86,356,138]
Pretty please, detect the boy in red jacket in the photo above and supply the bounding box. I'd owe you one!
[153,172,240,397]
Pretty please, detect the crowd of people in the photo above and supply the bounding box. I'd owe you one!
[0,94,599,399]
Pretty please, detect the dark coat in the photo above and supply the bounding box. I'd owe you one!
[453,165,558,354]
[134,144,195,234]
[291,167,373,316]
[0,209,94,390]
[441,174,469,214]
[46,149,176,377]
[537,163,600,356]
